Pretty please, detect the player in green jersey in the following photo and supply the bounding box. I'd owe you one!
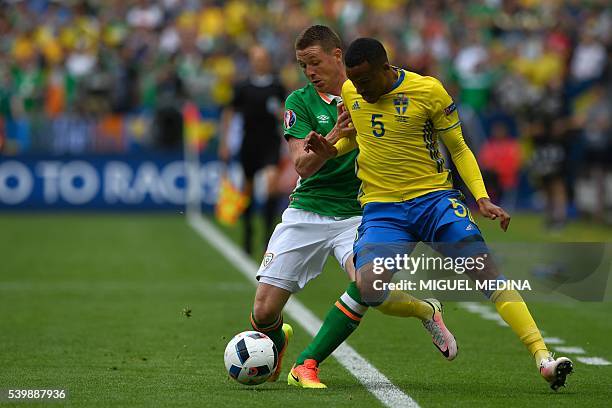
[248,25,457,389]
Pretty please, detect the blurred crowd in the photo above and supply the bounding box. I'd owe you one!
[0,0,610,222]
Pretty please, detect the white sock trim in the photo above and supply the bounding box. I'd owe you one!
[340,292,369,315]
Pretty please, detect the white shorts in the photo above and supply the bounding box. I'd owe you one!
[256,208,362,293]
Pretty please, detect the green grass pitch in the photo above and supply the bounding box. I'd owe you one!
[0,213,611,407]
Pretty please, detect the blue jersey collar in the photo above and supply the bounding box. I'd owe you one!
[389,68,405,92]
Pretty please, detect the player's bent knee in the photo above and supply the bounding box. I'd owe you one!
[467,254,502,282]
[355,273,387,307]
[356,279,384,307]
[363,298,384,307]
[252,301,281,325]
[252,282,291,324]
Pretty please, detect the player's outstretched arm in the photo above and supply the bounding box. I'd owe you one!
[439,127,511,231]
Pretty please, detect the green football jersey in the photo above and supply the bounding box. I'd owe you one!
[283,83,362,217]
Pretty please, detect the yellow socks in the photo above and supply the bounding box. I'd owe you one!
[534,349,552,366]
[491,289,549,366]
[374,288,551,366]
[375,290,433,321]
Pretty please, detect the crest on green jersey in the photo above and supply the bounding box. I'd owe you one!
[284,110,296,129]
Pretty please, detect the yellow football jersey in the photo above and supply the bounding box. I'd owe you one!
[341,68,465,205]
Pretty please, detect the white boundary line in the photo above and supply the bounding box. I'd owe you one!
[459,302,611,366]
[576,357,612,366]
[187,213,419,408]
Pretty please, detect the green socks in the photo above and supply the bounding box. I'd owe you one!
[250,312,285,352]
[295,282,368,365]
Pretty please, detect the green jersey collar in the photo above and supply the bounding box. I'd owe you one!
[316,90,340,104]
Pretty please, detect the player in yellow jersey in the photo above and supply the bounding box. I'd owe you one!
[305,37,573,391]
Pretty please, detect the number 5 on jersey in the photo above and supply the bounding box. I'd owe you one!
[371,114,385,137]
[448,198,475,223]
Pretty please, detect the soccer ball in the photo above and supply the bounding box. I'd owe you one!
[224,331,278,385]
